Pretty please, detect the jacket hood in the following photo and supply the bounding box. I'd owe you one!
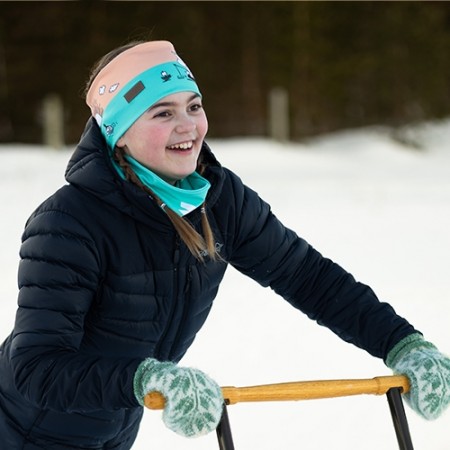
[65,118,224,228]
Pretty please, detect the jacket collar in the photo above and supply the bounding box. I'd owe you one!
[65,118,224,228]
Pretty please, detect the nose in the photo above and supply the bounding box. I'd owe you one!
[175,113,196,134]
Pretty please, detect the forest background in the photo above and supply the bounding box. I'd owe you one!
[1,1,450,145]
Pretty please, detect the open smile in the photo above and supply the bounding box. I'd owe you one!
[166,141,194,151]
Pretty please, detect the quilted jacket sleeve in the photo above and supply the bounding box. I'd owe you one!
[226,171,417,360]
[9,207,141,413]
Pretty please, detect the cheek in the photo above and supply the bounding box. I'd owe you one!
[146,125,168,143]
[133,123,169,149]
[198,114,208,137]
[121,124,168,161]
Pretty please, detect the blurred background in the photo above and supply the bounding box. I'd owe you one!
[1,4,450,448]
[2,1,450,146]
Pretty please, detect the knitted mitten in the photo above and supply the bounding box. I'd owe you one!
[386,333,450,420]
[133,358,224,437]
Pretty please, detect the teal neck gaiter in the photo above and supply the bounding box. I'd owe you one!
[113,156,210,217]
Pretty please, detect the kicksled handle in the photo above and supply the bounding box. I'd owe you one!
[144,375,410,409]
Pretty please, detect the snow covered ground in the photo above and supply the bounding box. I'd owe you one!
[1,121,449,449]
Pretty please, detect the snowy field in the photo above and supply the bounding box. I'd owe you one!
[1,121,449,449]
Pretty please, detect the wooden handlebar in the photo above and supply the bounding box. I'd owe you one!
[144,375,410,410]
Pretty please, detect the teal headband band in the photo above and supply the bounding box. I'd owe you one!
[100,61,201,150]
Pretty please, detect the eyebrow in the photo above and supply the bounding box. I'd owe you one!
[148,93,200,111]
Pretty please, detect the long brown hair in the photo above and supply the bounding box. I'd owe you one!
[85,42,217,261]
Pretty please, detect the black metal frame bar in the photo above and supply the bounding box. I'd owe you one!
[386,388,414,450]
[216,403,235,450]
[215,390,415,450]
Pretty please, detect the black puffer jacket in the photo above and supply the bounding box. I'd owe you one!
[0,119,417,449]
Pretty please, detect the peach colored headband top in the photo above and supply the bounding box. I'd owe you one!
[86,41,201,149]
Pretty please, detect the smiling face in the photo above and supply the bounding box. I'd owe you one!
[116,91,208,184]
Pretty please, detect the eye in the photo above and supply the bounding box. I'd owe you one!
[189,102,203,112]
[153,110,172,119]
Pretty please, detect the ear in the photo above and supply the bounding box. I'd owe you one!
[116,136,126,148]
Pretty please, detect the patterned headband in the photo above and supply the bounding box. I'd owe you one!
[86,41,201,149]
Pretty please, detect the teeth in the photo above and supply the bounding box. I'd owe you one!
[168,141,193,150]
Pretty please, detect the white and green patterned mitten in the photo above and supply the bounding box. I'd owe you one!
[133,358,224,437]
[386,333,450,420]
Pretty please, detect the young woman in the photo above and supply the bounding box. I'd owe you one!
[0,40,448,450]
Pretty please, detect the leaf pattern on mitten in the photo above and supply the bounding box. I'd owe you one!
[134,358,223,437]
[387,334,450,420]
